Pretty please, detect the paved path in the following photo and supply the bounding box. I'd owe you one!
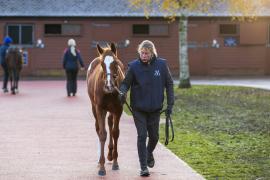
[189,76,270,90]
[0,81,204,180]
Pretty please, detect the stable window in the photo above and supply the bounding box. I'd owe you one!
[150,24,169,36]
[220,24,239,47]
[133,24,169,36]
[6,24,33,45]
[62,24,81,35]
[44,24,81,36]
[133,24,149,35]
[45,24,61,34]
[220,24,239,35]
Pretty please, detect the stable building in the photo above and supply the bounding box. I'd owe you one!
[0,0,179,77]
[1,0,270,76]
[188,17,270,75]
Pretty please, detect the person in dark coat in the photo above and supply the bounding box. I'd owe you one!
[63,39,85,97]
[119,40,174,177]
[0,36,13,93]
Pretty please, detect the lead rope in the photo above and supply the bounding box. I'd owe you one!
[160,110,174,145]
[114,86,174,146]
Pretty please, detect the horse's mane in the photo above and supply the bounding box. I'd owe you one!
[99,46,115,59]
[7,47,20,54]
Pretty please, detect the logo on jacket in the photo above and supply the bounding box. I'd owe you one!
[154,70,160,76]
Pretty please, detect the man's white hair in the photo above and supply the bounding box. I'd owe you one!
[137,40,158,57]
[68,39,76,46]
[67,39,76,56]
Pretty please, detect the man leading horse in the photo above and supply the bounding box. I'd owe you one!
[0,36,13,93]
[119,40,175,177]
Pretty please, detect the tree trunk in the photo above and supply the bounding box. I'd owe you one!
[178,16,191,88]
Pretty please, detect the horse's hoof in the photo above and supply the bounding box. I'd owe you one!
[112,163,119,170]
[12,91,16,95]
[98,169,106,176]
[3,88,8,93]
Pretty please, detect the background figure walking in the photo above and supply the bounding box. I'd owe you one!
[0,36,13,93]
[63,39,85,97]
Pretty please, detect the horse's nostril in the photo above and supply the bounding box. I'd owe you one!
[104,85,113,92]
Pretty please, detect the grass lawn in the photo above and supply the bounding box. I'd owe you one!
[124,85,270,179]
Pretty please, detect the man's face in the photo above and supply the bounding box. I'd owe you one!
[139,48,152,63]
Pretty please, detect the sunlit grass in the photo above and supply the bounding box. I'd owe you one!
[159,85,270,179]
[124,85,270,179]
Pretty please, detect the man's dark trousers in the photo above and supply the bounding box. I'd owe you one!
[65,69,78,95]
[133,110,160,169]
[1,63,9,89]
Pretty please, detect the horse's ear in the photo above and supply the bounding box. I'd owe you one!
[97,44,103,55]
[110,43,117,56]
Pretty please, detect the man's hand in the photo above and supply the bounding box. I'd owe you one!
[118,92,126,105]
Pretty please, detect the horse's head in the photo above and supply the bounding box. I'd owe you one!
[97,43,124,94]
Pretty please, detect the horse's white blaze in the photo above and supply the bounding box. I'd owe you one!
[104,56,114,86]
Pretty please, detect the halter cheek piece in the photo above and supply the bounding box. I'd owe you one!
[104,65,121,88]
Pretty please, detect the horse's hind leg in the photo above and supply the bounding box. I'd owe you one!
[112,111,122,170]
[107,113,113,161]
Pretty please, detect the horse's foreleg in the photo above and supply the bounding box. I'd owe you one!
[92,105,99,133]
[8,70,11,90]
[111,111,122,170]
[92,106,101,164]
[12,70,17,94]
[9,72,15,94]
[96,108,107,176]
[15,71,19,93]
[107,113,113,161]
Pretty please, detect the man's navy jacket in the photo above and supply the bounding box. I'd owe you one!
[120,57,174,112]
[62,48,84,70]
[0,44,10,66]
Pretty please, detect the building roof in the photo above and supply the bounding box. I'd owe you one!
[0,0,270,17]
[0,0,159,17]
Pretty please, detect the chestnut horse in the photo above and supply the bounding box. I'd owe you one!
[6,47,23,94]
[87,43,125,176]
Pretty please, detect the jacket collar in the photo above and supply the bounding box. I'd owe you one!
[139,55,157,65]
